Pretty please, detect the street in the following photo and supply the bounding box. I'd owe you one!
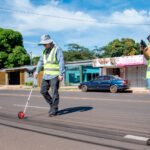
[0,89,150,150]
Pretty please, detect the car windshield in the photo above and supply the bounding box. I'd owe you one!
[112,75,122,80]
[92,76,103,81]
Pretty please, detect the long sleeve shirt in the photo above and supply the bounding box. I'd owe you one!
[36,44,65,80]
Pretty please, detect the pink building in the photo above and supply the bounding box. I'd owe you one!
[93,55,148,88]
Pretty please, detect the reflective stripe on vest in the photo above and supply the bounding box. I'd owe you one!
[43,46,60,76]
[146,58,150,79]
[44,68,59,71]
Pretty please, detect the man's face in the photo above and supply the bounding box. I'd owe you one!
[44,43,52,50]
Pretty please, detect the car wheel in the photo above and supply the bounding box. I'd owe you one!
[110,85,118,93]
[81,85,88,92]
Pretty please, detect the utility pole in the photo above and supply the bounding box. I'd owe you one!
[30,52,32,65]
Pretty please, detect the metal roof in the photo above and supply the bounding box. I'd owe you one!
[65,60,92,66]
[0,65,36,72]
[0,60,93,71]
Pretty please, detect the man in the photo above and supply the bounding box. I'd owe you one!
[141,35,150,93]
[34,34,65,116]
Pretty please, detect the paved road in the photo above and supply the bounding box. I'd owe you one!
[0,90,150,150]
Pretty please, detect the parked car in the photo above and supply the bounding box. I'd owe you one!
[78,75,130,93]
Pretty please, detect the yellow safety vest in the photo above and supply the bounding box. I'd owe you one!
[146,45,150,79]
[43,46,59,76]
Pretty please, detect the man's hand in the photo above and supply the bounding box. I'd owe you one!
[144,47,148,52]
[34,72,38,78]
[140,46,148,52]
[58,76,63,81]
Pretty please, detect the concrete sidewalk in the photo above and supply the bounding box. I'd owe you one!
[0,85,149,94]
[0,85,80,91]
[129,88,149,94]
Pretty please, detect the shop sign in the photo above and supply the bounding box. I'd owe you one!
[93,57,116,67]
[93,55,147,67]
[116,55,147,66]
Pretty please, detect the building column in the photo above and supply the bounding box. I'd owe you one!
[102,68,107,75]
[5,72,8,85]
[84,73,87,82]
[79,66,83,83]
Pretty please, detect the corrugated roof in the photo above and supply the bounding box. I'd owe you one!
[0,65,36,72]
[0,60,93,71]
[65,60,92,66]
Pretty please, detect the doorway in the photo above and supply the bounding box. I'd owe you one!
[9,72,20,85]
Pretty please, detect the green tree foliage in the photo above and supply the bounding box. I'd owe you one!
[63,43,94,62]
[0,28,30,68]
[4,46,30,68]
[95,38,141,58]
[32,56,40,65]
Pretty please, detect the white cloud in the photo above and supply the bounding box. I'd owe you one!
[2,0,150,36]
[109,9,150,26]
[1,0,150,56]
[4,0,97,35]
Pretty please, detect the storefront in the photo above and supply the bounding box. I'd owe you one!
[0,60,100,86]
[93,55,148,88]
[0,66,36,86]
[65,60,100,85]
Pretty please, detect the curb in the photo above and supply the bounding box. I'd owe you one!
[0,86,149,94]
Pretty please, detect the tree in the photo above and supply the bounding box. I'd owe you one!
[63,43,95,62]
[4,46,30,68]
[0,28,30,68]
[32,56,40,65]
[92,46,103,58]
[96,38,141,58]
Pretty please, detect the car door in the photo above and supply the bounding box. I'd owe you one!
[98,76,111,89]
[89,76,103,90]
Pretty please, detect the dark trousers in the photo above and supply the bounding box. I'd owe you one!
[40,77,60,112]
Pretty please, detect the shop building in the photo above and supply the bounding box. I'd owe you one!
[65,60,100,85]
[0,66,38,86]
[0,60,100,86]
[93,55,148,88]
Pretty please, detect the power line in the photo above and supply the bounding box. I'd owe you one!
[0,7,150,26]
[0,7,97,23]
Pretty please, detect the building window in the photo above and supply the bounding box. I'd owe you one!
[28,71,34,77]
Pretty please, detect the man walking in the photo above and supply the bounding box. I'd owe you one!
[34,34,65,116]
[141,35,150,93]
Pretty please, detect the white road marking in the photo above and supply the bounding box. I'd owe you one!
[124,135,149,142]
[0,93,149,103]
[0,93,150,103]
[14,104,49,109]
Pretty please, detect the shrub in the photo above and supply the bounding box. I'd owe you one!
[25,81,33,86]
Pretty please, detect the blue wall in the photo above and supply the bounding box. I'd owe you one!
[65,65,100,84]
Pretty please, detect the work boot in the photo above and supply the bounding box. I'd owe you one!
[49,111,58,117]
[48,103,52,113]
[49,107,58,117]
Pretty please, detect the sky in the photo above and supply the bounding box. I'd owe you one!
[0,0,150,57]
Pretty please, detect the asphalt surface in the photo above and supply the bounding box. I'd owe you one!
[0,89,150,150]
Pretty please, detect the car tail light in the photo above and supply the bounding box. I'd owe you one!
[122,81,127,85]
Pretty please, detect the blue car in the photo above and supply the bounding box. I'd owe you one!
[78,75,130,93]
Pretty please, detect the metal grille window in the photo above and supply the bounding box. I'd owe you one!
[28,71,34,77]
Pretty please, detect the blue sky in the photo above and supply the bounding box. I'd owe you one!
[0,0,150,57]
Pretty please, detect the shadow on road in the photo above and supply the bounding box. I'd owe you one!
[58,106,93,116]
